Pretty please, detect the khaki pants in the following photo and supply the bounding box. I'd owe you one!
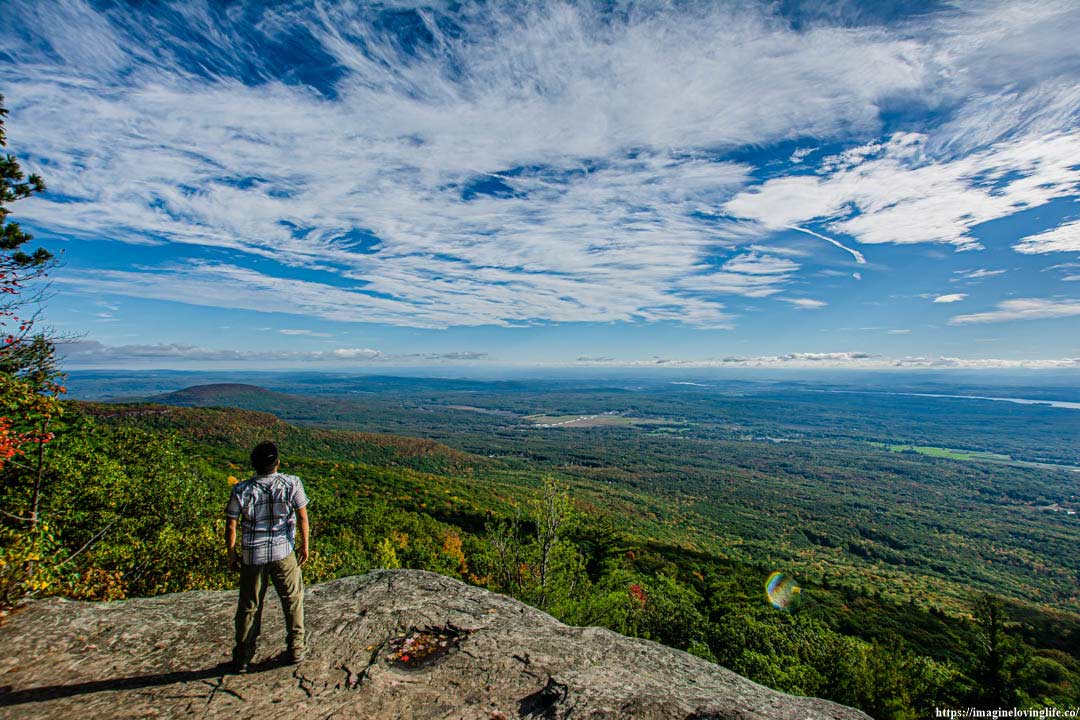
[233,551,304,662]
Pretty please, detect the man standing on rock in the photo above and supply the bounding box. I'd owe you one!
[225,441,310,673]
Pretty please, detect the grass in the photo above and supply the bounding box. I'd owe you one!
[870,442,1080,474]
[875,443,1012,462]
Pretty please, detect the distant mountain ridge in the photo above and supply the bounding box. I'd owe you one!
[148,382,306,407]
[139,381,513,439]
[83,397,487,476]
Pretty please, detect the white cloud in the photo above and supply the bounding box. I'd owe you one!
[1014,219,1080,254]
[954,268,1006,280]
[786,226,866,264]
[783,298,828,310]
[1044,262,1080,281]
[330,348,382,360]
[3,0,1080,334]
[721,253,799,276]
[279,328,331,337]
[0,0,940,330]
[56,340,485,365]
[933,293,967,303]
[724,131,1080,252]
[571,352,1079,370]
[55,261,743,329]
[55,339,1079,371]
[674,252,800,304]
[720,0,1080,252]
[949,298,1080,324]
[747,244,809,258]
[921,1,1080,155]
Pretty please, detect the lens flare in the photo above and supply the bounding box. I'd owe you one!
[765,571,801,610]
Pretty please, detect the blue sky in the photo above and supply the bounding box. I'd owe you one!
[1,0,1079,370]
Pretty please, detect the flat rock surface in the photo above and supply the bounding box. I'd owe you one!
[0,569,869,719]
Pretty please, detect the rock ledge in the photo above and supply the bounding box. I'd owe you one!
[0,569,868,719]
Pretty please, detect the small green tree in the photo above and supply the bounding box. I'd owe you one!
[969,593,1027,708]
[483,477,585,613]
[374,537,401,569]
[531,476,574,609]
[486,505,526,594]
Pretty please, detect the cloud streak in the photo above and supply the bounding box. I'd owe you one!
[572,352,1079,370]
[783,298,828,310]
[786,226,866,264]
[949,298,1080,324]
[58,340,1077,371]
[58,340,487,366]
[1014,218,1080,254]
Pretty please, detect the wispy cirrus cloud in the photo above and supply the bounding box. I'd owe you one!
[724,131,1080,252]
[55,261,741,328]
[3,0,931,329]
[718,1,1080,256]
[949,298,1080,324]
[933,293,968,303]
[1,0,1079,347]
[1044,262,1080,282]
[953,268,1007,280]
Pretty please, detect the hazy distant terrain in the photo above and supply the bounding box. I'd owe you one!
[38,368,1078,712]
[72,370,1080,618]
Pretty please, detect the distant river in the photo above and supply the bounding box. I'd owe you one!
[873,391,1080,410]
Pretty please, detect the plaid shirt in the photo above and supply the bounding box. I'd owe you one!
[225,472,309,565]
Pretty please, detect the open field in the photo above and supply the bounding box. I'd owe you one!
[871,442,1013,462]
[871,442,1080,473]
[524,412,686,428]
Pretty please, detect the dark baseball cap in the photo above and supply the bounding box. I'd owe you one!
[250,441,279,474]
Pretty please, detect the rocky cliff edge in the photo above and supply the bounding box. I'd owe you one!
[0,569,869,719]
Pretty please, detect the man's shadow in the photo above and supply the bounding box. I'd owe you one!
[0,654,295,707]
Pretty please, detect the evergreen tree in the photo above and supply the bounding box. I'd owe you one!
[0,93,66,607]
[1,92,52,368]
[969,593,1026,708]
[0,93,64,523]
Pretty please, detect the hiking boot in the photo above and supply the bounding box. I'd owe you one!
[287,647,306,664]
[231,646,254,674]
